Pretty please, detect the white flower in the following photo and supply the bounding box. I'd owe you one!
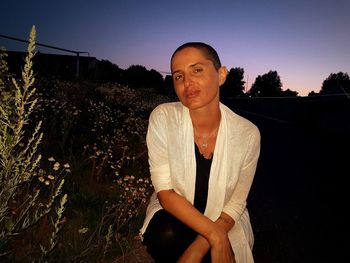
[53,162,60,171]
[48,174,55,180]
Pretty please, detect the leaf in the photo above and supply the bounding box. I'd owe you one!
[4,217,14,231]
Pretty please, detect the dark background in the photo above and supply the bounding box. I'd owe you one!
[223,96,349,262]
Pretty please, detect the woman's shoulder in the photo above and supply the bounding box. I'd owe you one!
[221,103,260,135]
[150,101,183,119]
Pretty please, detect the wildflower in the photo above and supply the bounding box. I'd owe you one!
[53,162,60,171]
[48,174,54,180]
[63,163,70,168]
[78,227,89,234]
[44,180,50,185]
[38,176,45,182]
[48,157,55,162]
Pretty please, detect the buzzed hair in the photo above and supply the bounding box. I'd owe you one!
[171,42,222,70]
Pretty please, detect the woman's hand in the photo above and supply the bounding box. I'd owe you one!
[209,227,236,263]
[177,235,209,263]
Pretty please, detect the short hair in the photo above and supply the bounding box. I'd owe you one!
[171,42,222,70]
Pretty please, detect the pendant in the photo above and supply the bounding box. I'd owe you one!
[202,135,208,149]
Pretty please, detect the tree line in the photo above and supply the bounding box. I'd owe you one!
[92,59,350,98]
[4,50,350,98]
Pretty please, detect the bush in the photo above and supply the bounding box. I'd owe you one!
[0,26,68,262]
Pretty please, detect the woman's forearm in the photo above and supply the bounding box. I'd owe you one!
[158,190,234,248]
[158,189,225,245]
[178,212,235,262]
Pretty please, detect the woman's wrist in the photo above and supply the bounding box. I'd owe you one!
[182,236,210,260]
[195,235,210,253]
[207,225,227,247]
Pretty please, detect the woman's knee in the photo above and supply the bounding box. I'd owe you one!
[142,210,196,261]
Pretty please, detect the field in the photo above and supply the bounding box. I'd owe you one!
[1,65,348,262]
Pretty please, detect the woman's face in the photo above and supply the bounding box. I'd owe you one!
[171,47,227,111]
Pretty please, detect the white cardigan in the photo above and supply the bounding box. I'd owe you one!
[140,102,260,263]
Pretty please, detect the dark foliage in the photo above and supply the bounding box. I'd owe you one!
[220,67,246,98]
[248,70,283,97]
[90,59,125,84]
[125,65,164,90]
[320,72,350,95]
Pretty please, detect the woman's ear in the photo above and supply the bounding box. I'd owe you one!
[218,66,228,86]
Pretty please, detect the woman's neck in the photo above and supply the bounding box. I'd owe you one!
[190,106,221,134]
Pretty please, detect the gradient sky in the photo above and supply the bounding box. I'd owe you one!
[1,0,349,96]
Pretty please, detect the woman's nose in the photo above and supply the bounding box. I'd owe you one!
[183,74,193,87]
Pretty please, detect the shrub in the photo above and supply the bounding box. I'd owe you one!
[0,26,68,262]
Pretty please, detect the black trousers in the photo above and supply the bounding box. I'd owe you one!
[142,209,211,263]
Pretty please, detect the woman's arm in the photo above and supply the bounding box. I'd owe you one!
[223,129,260,223]
[177,211,235,263]
[158,190,235,263]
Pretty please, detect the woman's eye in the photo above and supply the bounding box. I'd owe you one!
[194,68,203,73]
[174,74,182,81]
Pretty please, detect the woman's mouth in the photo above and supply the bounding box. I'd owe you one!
[185,90,200,99]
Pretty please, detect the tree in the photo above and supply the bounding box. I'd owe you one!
[308,90,318,96]
[91,59,125,84]
[282,88,298,97]
[248,70,283,97]
[319,72,350,95]
[125,65,164,90]
[220,67,245,98]
[125,65,148,88]
[148,69,164,93]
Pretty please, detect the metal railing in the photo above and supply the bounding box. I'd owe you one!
[0,33,90,78]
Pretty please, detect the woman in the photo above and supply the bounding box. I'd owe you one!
[140,42,260,263]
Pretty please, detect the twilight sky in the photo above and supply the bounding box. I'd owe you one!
[1,0,349,96]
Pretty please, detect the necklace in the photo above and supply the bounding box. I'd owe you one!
[194,126,219,150]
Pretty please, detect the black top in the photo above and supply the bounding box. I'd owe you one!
[193,143,213,214]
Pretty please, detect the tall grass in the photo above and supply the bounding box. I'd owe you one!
[0,26,68,262]
[1,26,171,262]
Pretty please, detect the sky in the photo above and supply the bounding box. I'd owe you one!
[1,0,349,96]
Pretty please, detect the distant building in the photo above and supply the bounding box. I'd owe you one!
[6,51,98,79]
